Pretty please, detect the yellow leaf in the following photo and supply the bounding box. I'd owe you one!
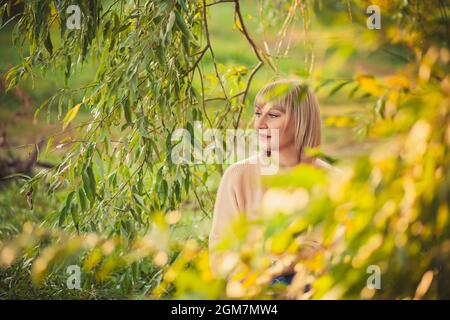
[356,75,384,96]
[385,74,410,89]
[83,248,103,271]
[234,19,243,32]
[63,103,81,130]
[45,137,54,156]
[414,270,434,299]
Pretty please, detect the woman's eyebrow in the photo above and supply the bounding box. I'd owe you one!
[255,103,284,113]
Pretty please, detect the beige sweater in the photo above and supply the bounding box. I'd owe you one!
[208,155,331,277]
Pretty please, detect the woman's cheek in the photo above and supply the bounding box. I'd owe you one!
[269,117,281,130]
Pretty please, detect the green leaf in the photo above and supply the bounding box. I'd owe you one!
[262,82,295,102]
[59,206,68,227]
[78,188,87,211]
[262,164,327,190]
[65,55,72,83]
[158,180,168,202]
[59,191,75,227]
[174,10,190,39]
[82,169,94,203]
[44,32,53,55]
[166,11,176,35]
[86,166,96,201]
[177,0,189,14]
[123,100,132,123]
[0,173,31,181]
[71,203,80,233]
[174,180,181,202]
[328,80,353,97]
[133,193,145,208]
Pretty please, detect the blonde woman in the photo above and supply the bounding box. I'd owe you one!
[208,79,330,282]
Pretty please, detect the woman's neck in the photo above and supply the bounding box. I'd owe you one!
[267,145,314,168]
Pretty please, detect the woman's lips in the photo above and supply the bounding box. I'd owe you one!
[258,133,271,139]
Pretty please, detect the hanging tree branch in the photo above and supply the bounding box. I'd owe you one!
[233,0,265,129]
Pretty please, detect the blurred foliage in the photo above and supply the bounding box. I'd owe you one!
[0,0,449,299]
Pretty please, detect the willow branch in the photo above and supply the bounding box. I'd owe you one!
[234,61,263,129]
[233,0,265,128]
[202,0,229,101]
[196,65,213,128]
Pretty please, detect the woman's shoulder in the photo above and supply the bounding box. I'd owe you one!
[222,156,339,180]
[221,155,261,181]
[225,156,335,176]
[224,155,260,173]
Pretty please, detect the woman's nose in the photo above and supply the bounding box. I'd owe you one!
[256,116,268,129]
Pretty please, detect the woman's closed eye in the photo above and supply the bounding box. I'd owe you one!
[255,111,280,118]
[268,113,280,118]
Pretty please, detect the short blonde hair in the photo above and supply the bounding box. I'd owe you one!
[254,79,322,160]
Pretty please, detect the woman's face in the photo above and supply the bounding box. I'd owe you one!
[254,102,295,152]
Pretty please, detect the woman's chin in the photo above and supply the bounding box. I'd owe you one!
[258,143,271,154]
[258,141,268,148]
